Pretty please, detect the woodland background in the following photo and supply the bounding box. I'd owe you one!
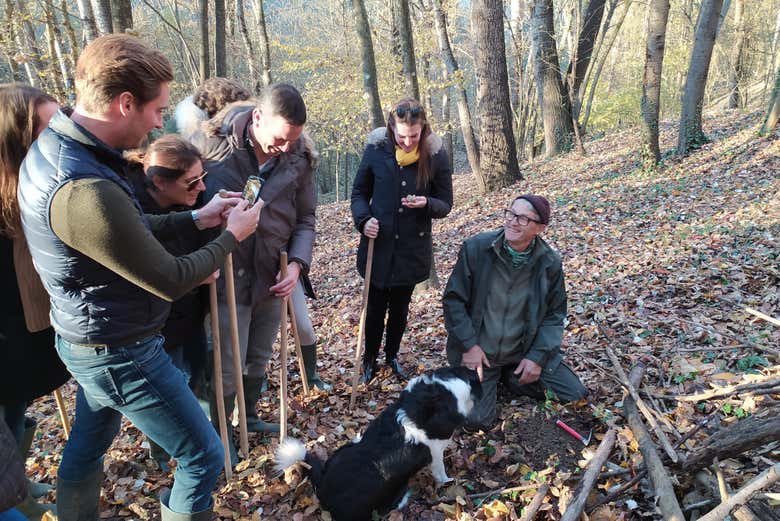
[4,0,780,520]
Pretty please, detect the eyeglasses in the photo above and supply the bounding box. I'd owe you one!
[504,209,541,226]
[185,170,208,191]
[395,105,421,119]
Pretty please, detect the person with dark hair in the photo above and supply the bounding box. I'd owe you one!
[351,98,453,383]
[0,82,69,520]
[175,78,252,139]
[193,83,319,457]
[126,135,212,471]
[17,35,262,520]
[443,194,587,432]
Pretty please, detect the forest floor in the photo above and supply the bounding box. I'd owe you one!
[26,109,779,520]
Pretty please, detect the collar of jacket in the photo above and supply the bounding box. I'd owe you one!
[48,110,127,173]
[366,126,444,157]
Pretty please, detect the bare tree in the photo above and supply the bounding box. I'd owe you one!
[677,0,724,155]
[90,0,113,35]
[198,0,209,82]
[111,0,132,33]
[43,0,71,99]
[61,0,81,67]
[728,0,746,108]
[251,0,272,87]
[533,0,575,158]
[14,0,47,88]
[76,0,98,43]
[567,0,606,121]
[472,0,520,191]
[393,0,419,99]
[760,64,780,134]
[349,0,384,129]
[237,0,261,92]
[214,0,226,76]
[640,0,671,168]
[432,0,480,177]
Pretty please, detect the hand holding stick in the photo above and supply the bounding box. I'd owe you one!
[350,238,375,410]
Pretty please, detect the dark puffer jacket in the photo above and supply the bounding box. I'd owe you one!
[350,127,453,288]
[18,111,170,345]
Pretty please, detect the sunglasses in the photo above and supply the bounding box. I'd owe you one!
[185,170,208,191]
[394,105,421,118]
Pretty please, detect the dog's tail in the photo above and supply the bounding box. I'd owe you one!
[274,438,326,488]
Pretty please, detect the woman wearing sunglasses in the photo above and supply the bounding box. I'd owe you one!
[126,135,212,471]
[351,98,453,384]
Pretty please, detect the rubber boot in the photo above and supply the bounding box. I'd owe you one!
[55,468,103,521]
[160,490,213,521]
[359,347,378,385]
[147,436,171,472]
[301,344,332,391]
[15,494,56,521]
[17,417,55,499]
[242,377,279,433]
[209,393,238,467]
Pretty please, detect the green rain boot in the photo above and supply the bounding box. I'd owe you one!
[242,376,280,434]
[301,344,332,391]
[209,393,238,467]
[18,416,55,499]
[55,468,103,521]
[160,489,214,521]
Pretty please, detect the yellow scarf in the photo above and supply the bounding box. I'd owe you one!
[395,146,419,167]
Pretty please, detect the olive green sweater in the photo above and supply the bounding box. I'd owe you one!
[51,178,237,302]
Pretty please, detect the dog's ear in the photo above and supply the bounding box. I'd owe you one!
[409,383,467,439]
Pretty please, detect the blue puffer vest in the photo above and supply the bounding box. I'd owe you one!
[18,111,169,345]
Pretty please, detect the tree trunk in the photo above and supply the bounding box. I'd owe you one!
[567,0,606,122]
[61,0,80,69]
[432,0,480,176]
[581,0,632,132]
[728,0,745,109]
[640,0,671,168]
[14,0,47,89]
[199,0,209,82]
[393,0,419,99]
[43,0,71,99]
[214,0,226,76]
[759,64,780,134]
[441,81,454,172]
[111,0,132,33]
[77,0,99,43]
[252,0,272,87]
[349,0,384,130]
[677,0,723,155]
[472,0,521,191]
[90,0,113,35]
[533,0,575,158]
[42,10,66,100]
[236,0,261,93]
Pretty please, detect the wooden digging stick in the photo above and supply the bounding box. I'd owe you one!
[287,297,310,395]
[53,388,70,439]
[224,253,249,458]
[209,282,232,479]
[349,238,375,411]
[279,252,290,440]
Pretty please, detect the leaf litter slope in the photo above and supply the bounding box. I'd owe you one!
[25,111,779,519]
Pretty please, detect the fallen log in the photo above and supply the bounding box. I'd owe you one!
[624,365,685,521]
[663,377,780,402]
[697,462,780,521]
[683,409,780,472]
[559,429,616,521]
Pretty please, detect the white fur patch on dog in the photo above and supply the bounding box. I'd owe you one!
[274,438,307,473]
[396,409,453,484]
[431,376,475,417]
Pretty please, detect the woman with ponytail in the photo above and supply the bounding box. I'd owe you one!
[350,98,453,383]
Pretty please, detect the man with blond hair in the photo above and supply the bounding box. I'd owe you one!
[18,34,261,520]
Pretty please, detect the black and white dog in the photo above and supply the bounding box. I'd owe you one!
[275,366,482,521]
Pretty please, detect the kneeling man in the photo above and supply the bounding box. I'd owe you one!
[443,194,586,430]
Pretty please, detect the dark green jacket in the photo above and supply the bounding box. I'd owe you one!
[443,229,566,369]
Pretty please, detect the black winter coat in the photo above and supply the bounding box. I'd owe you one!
[351,127,453,288]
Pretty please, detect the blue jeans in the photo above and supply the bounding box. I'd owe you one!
[56,334,224,513]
